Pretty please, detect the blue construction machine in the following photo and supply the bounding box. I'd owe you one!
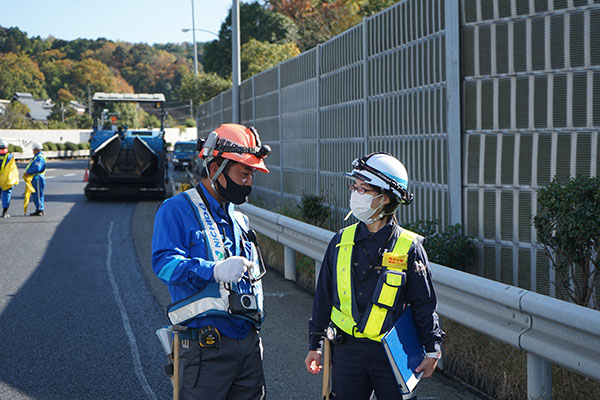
[84,92,169,200]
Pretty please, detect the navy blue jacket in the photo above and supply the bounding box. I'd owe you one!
[309,219,444,352]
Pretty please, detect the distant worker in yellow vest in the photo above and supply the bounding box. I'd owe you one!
[0,139,19,218]
[24,142,46,216]
[305,152,445,400]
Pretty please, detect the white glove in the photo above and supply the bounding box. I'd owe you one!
[213,256,255,283]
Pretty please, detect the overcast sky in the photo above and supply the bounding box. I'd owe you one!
[0,0,250,45]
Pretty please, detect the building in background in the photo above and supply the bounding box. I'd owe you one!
[0,99,9,115]
[11,92,53,123]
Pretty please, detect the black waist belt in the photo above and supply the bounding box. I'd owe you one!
[179,326,221,348]
[341,331,379,345]
[179,327,207,340]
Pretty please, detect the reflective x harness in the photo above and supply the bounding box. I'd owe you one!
[25,153,46,176]
[166,188,264,326]
[330,223,420,341]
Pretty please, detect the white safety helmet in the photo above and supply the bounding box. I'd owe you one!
[345,152,414,205]
[32,142,42,150]
[0,139,6,155]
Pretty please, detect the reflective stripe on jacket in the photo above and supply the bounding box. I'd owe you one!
[165,188,265,326]
[330,223,420,341]
[152,184,264,337]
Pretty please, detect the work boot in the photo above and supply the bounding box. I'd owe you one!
[30,210,45,216]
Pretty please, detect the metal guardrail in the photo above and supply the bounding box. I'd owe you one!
[237,203,600,400]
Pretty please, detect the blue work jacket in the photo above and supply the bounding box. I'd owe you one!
[0,152,14,168]
[25,152,46,176]
[152,183,255,339]
[309,219,444,352]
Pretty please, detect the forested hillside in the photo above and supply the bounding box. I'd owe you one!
[0,0,397,129]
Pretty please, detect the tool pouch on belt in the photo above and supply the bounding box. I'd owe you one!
[371,269,406,310]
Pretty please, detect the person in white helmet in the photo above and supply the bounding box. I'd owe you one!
[25,142,46,216]
[305,152,445,400]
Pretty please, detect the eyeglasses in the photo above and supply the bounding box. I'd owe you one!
[348,184,377,195]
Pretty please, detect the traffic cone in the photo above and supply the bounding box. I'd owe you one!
[83,168,89,182]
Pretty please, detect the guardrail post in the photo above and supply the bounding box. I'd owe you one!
[284,246,296,281]
[527,353,551,400]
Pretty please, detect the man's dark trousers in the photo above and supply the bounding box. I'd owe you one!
[179,329,265,400]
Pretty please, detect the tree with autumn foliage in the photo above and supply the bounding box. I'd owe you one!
[268,0,399,50]
[0,52,46,98]
[70,58,133,98]
[241,38,300,80]
[177,72,231,107]
[202,1,298,78]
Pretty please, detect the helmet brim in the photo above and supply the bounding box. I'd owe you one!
[220,151,269,173]
[345,170,371,182]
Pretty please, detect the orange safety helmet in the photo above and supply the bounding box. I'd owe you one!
[199,123,271,173]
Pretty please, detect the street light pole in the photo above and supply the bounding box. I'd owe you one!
[191,0,198,77]
[232,0,240,124]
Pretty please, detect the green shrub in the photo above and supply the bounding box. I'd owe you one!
[78,142,90,150]
[403,219,475,270]
[533,175,600,308]
[56,142,66,151]
[300,193,331,228]
[185,118,196,127]
[43,141,57,151]
[64,141,78,151]
[7,144,23,153]
[278,199,303,220]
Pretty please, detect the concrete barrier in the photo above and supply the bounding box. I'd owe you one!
[13,149,90,160]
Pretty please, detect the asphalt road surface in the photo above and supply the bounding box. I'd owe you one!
[0,159,491,400]
[0,159,171,399]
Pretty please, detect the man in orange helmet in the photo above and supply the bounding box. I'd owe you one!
[152,123,271,400]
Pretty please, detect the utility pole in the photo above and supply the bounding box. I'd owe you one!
[191,0,198,77]
[61,102,64,123]
[232,0,240,123]
[87,84,92,116]
[191,0,198,126]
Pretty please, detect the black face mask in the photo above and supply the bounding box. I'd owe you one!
[216,171,252,205]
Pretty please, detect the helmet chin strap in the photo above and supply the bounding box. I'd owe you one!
[364,196,386,225]
[205,159,229,200]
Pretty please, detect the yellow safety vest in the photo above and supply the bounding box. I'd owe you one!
[25,153,46,176]
[330,223,420,342]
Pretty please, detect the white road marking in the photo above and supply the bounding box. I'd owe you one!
[264,292,292,297]
[45,176,56,179]
[64,173,76,177]
[106,222,158,400]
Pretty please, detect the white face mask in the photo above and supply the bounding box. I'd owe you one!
[348,191,384,224]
